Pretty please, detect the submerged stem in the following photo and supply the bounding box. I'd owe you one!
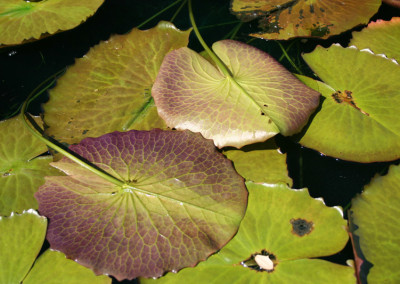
[277,41,303,75]
[136,0,184,29]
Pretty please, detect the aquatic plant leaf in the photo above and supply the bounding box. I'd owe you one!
[0,116,62,216]
[35,129,247,280]
[0,0,104,46]
[44,22,191,144]
[23,250,111,284]
[0,210,47,284]
[230,0,381,40]
[350,17,400,62]
[140,182,354,283]
[223,138,292,186]
[300,45,400,162]
[152,39,320,148]
[350,164,400,283]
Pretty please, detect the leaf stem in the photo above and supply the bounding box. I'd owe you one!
[136,0,184,29]
[170,0,187,22]
[188,0,232,78]
[277,41,303,75]
[20,79,126,188]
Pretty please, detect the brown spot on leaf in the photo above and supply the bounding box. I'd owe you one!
[331,90,369,116]
[290,218,314,236]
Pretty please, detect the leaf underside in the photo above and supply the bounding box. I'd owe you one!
[152,39,320,148]
[35,129,247,280]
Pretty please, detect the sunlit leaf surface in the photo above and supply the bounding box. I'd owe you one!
[350,164,400,283]
[230,0,381,40]
[35,129,247,280]
[0,210,47,284]
[299,45,400,162]
[350,17,400,62]
[44,22,191,144]
[0,0,104,46]
[141,182,354,283]
[153,39,320,148]
[23,250,111,284]
[224,138,292,186]
[0,116,62,216]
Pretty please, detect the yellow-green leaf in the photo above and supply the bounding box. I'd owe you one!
[0,0,104,46]
[44,21,191,144]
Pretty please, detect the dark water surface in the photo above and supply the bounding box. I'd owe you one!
[1,1,399,283]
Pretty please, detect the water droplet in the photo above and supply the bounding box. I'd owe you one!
[8,51,17,56]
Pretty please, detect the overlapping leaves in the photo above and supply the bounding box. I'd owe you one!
[35,129,247,280]
[140,182,354,283]
[0,0,104,46]
[44,21,191,144]
[350,17,400,62]
[350,164,400,283]
[0,115,62,216]
[0,210,111,284]
[230,0,381,40]
[299,44,400,162]
[152,39,320,148]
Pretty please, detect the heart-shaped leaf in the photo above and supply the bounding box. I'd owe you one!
[140,182,354,283]
[44,21,191,144]
[230,0,381,40]
[350,17,400,62]
[0,210,47,284]
[0,115,62,216]
[0,0,104,46]
[152,39,320,148]
[299,45,400,162]
[350,164,400,283]
[35,129,247,280]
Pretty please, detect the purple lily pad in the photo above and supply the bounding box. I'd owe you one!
[35,129,247,280]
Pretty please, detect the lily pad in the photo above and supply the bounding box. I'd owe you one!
[230,0,381,40]
[223,138,292,186]
[0,115,62,216]
[299,45,400,162]
[0,0,104,46]
[0,210,47,284]
[35,129,247,280]
[350,17,400,62]
[350,164,400,283]
[152,39,320,148]
[140,182,355,283]
[23,250,111,284]
[44,21,191,144]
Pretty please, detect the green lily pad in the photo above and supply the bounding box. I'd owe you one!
[152,39,320,148]
[23,250,111,284]
[0,0,104,46]
[0,115,62,216]
[350,164,400,283]
[230,0,381,40]
[223,138,292,186]
[350,17,400,62]
[44,21,191,145]
[35,129,247,280]
[140,182,355,283]
[299,45,400,162]
[0,210,47,284]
